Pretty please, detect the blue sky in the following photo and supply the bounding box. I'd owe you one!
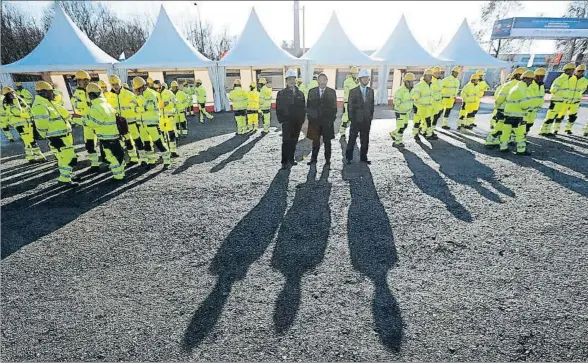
[9,1,570,54]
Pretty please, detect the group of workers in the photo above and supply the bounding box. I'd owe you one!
[1,71,212,186]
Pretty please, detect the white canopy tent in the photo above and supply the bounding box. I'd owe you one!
[438,19,509,68]
[371,15,444,104]
[0,3,117,73]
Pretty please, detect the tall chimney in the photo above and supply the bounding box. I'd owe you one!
[293,0,300,56]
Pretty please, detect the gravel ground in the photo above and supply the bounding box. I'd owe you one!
[1,103,588,361]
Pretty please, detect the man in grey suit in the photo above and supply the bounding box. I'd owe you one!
[345,69,375,165]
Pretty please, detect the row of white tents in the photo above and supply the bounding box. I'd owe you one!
[0,4,508,111]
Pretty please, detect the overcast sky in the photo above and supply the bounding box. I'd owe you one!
[12,1,570,55]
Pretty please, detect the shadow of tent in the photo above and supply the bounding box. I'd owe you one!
[440,130,588,199]
[417,136,515,202]
[1,167,163,259]
[399,148,472,222]
[182,169,291,351]
[342,162,403,352]
[209,134,266,173]
[270,165,331,334]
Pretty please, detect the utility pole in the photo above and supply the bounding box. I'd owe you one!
[293,1,301,56]
[194,2,205,54]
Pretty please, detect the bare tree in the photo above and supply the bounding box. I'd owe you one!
[426,35,444,55]
[556,1,588,65]
[182,18,235,60]
[1,3,44,65]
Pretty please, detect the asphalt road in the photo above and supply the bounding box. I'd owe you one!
[1,104,588,361]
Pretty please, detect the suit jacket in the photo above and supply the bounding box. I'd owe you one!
[348,86,374,125]
[306,87,337,140]
[276,86,306,124]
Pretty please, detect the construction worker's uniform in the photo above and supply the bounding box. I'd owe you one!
[503,81,532,154]
[72,87,101,167]
[247,86,260,132]
[430,76,443,129]
[458,81,479,129]
[539,73,570,135]
[184,85,195,116]
[195,84,213,123]
[106,87,143,163]
[564,74,588,134]
[340,75,359,135]
[259,84,273,133]
[16,87,33,107]
[474,79,489,126]
[307,79,318,91]
[172,88,189,135]
[1,103,14,142]
[229,86,248,134]
[391,84,412,146]
[411,79,434,138]
[490,82,505,129]
[486,79,519,146]
[135,88,171,166]
[441,74,460,128]
[159,88,178,156]
[0,98,45,162]
[31,95,79,183]
[53,89,64,106]
[524,80,545,136]
[85,97,125,180]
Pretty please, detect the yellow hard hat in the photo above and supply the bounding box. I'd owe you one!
[162,82,168,89]
[98,80,107,89]
[35,81,53,91]
[171,81,178,87]
[14,82,22,87]
[250,82,257,88]
[475,70,484,76]
[146,77,154,84]
[432,66,441,74]
[86,82,102,94]
[350,66,359,74]
[534,68,546,76]
[195,79,202,83]
[513,67,526,75]
[132,77,146,89]
[2,86,14,95]
[75,70,90,80]
[470,74,478,81]
[258,77,267,84]
[109,75,121,85]
[563,62,576,71]
[521,71,535,79]
[576,64,586,71]
[403,73,415,82]
[451,66,461,73]
[424,69,433,76]
[234,79,241,86]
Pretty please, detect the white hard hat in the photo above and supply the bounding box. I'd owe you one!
[285,69,297,78]
[358,69,370,78]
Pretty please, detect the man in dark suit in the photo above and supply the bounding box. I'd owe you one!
[346,69,375,164]
[305,72,337,166]
[276,69,306,169]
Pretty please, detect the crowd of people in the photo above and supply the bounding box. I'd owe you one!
[1,63,587,185]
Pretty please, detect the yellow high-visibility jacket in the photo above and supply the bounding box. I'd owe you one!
[441,75,460,98]
[477,80,489,98]
[31,95,74,138]
[307,80,319,91]
[53,89,64,106]
[259,85,273,110]
[229,87,248,111]
[160,89,176,119]
[549,73,570,102]
[505,81,532,118]
[411,80,433,108]
[461,82,479,104]
[72,88,90,118]
[393,85,413,114]
[495,79,518,110]
[343,76,360,102]
[172,89,189,111]
[106,88,138,123]
[527,80,546,112]
[135,88,160,126]
[195,85,207,104]
[0,101,30,128]
[16,88,33,106]
[86,97,120,140]
[567,75,588,103]
[431,77,443,109]
[247,89,260,111]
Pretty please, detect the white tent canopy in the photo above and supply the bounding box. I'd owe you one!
[301,12,381,67]
[219,8,302,68]
[1,4,117,73]
[438,19,508,68]
[371,15,442,67]
[116,5,211,70]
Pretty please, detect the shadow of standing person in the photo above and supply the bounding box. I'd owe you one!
[343,162,403,352]
[271,165,331,334]
[182,169,291,351]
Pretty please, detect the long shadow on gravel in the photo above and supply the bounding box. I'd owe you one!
[441,131,588,198]
[525,136,588,177]
[1,167,162,259]
[418,137,515,202]
[172,134,250,175]
[183,169,291,351]
[400,148,472,222]
[271,165,331,334]
[343,162,403,352]
[210,133,266,173]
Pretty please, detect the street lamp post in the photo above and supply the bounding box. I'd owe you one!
[194,2,205,54]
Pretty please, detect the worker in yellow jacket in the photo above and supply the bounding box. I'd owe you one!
[485,67,525,146]
[72,70,102,171]
[171,81,189,136]
[440,66,461,129]
[195,79,214,123]
[158,82,179,157]
[431,66,444,130]
[1,87,46,162]
[85,83,125,180]
[490,73,511,130]
[340,66,360,136]
[539,62,575,136]
[247,81,260,132]
[473,70,489,127]
[15,82,33,107]
[502,71,535,154]
[308,74,319,91]
[457,75,480,130]
[31,81,81,186]
[523,68,546,138]
[183,82,195,116]
[132,77,171,168]
[390,72,415,147]
[563,64,588,134]
[106,74,142,164]
[258,77,273,134]
[297,78,307,100]
[411,69,436,140]
[229,79,248,135]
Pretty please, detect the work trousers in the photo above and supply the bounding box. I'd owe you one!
[391,112,409,145]
[83,125,100,167]
[540,101,567,134]
[247,110,259,131]
[259,109,271,132]
[48,134,77,182]
[14,124,44,161]
[441,97,456,127]
[101,139,126,180]
[234,110,247,134]
[346,121,371,161]
[140,124,170,165]
[199,103,213,122]
[339,102,350,135]
[501,116,526,153]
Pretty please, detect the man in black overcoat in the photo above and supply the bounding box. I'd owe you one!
[305,72,337,166]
